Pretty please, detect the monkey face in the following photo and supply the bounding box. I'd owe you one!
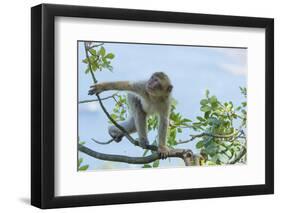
[147,75,162,90]
[146,73,173,96]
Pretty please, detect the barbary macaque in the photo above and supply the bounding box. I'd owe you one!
[88,72,173,159]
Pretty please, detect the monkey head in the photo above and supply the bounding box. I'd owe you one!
[146,72,173,97]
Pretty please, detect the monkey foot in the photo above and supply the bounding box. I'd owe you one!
[158,146,170,159]
[108,127,123,142]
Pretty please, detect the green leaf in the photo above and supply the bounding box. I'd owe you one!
[204,111,211,119]
[89,49,96,55]
[205,143,218,156]
[110,114,118,120]
[79,141,86,145]
[142,164,152,168]
[182,118,192,123]
[236,106,242,111]
[200,99,208,105]
[105,53,115,59]
[208,117,220,126]
[78,158,83,167]
[206,161,217,166]
[91,63,98,71]
[210,155,219,163]
[196,116,205,122]
[218,154,229,164]
[201,105,211,112]
[82,58,89,64]
[153,160,160,168]
[196,141,205,149]
[210,96,217,104]
[99,46,106,56]
[79,165,89,171]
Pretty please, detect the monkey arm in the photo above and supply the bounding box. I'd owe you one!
[157,114,171,159]
[158,115,169,147]
[89,81,146,96]
[99,81,132,91]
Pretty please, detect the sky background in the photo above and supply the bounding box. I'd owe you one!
[78,41,247,171]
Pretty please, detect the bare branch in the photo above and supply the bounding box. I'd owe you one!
[89,43,104,49]
[78,144,193,165]
[79,93,118,104]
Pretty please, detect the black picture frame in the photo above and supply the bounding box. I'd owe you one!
[31,3,274,209]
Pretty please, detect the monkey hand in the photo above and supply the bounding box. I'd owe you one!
[136,138,149,149]
[158,145,170,159]
[88,84,102,95]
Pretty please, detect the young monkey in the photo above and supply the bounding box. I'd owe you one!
[88,72,173,159]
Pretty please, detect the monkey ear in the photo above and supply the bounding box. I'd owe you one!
[167,85,173,93]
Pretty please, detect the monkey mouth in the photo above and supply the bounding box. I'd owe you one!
[148,83,157,90]
[147,84,153,90]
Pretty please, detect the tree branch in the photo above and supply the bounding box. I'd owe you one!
[89,43,104,49]
[229,146,247,164]
[79,93,118,104]
[78,144,193,165]
[176,129,246,145]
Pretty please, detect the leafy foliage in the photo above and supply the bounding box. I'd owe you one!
[110,94,129,123]
[82,43,115,73]
[193,89,247,165]
[110,89,247,168]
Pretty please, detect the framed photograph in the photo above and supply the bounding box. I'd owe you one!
[31,3,274,209]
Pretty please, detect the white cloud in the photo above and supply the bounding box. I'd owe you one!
[220,63,247,76]
[79,102,101,112]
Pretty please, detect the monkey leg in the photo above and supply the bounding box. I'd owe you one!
[108,117,136,142]
[133,108,149,148]
[127,94,149,148]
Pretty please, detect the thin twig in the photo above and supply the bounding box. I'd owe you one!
[89,43,104,49]
[176,129,245,145]
[79,93,118,104]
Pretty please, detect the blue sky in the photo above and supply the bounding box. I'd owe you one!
[78,41,247,171]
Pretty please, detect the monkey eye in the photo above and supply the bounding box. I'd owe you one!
[153,77,159,82]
